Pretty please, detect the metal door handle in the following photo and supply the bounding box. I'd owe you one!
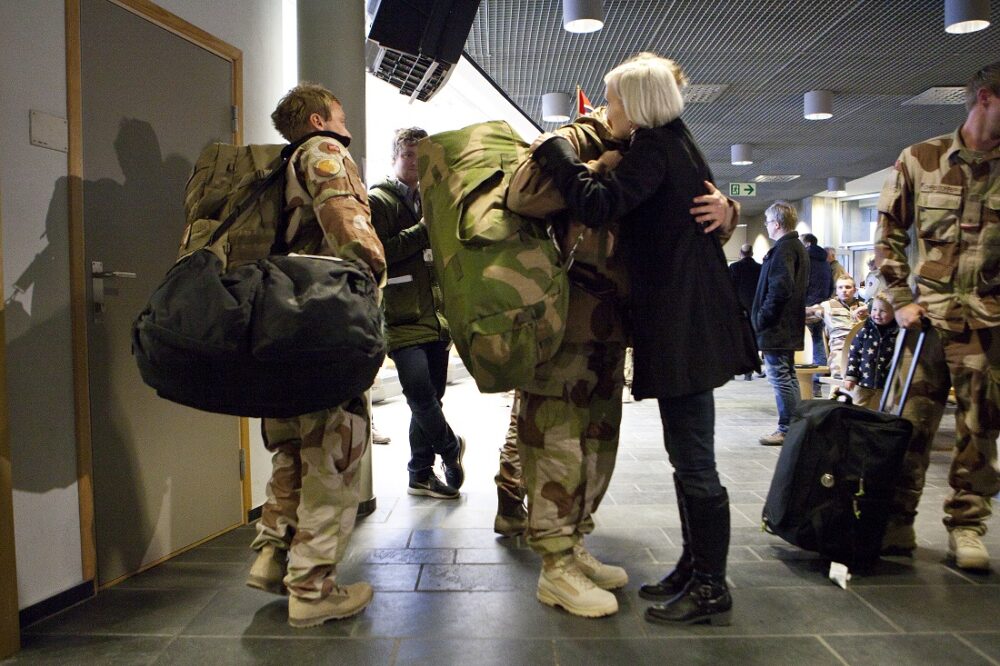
[91,261,137,314]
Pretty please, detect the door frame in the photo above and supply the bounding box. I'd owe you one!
[1,179,21,658]
[65,0,249,587]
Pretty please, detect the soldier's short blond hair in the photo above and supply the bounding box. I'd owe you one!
[272,83,341,141]
[765,200,797,231]
[604,52,688,128]
[965,61,1000,111]
[391,127,428,160]
[836,275,856,287]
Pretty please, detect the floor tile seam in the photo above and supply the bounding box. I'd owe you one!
[846,587,905,633]
[813,635,852,666]
[22,630,179,638]
[146,634,181,665]
[952,632,1000,666]
[570,630,928,640]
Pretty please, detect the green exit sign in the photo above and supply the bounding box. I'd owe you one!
[729,182,756,197]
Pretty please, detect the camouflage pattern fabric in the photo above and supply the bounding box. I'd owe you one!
[886,326,1000,533]
[517,342,625,554]
[507,109,629,345]
[251,396,370,599]
[876,127,1000,332]
[496,391,525,512]
[179,143,285,266]
[417,121,568,392]
[819,297,867,377]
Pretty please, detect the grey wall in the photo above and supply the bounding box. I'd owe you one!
[0,0,288,610]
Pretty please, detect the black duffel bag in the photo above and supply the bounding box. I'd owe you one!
[133,249,384,418]
[133,132,385,418]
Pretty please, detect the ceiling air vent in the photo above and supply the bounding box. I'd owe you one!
[365,41,454,102]
[682,84,728,104]
[753,174,800,183]
[902,87,965,105]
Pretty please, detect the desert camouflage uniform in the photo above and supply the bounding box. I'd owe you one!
[250,134,386,599]
[818,296,867,378]
[876,126,1000,532]
[505,112,629,555]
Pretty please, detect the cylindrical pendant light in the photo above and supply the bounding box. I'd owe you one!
[804,90,833,120]
[563,0,604,33]
[731,144,753,165]
[542,92,571,123]
[827,177,847,195]
[945,0,991,33]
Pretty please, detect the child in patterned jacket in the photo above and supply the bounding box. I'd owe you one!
[843,293,899,409]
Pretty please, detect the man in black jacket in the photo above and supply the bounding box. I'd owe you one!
[729,244,761,380]
[752,201,809,445]
[801,233,833,395]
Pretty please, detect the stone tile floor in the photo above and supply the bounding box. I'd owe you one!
[7,377,1000,665]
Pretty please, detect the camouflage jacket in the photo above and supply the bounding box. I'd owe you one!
[283,134,386,285]
[507,112,629,344]
[876,126,1000,331]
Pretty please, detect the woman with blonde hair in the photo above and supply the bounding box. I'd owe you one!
[532,53,757,626]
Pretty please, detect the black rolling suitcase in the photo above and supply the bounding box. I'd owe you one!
[761,325,927,568]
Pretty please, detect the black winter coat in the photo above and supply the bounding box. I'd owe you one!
[752,232,809,351]
[534,119,758,399]
[729,256,761,313]
[805,243,833,306]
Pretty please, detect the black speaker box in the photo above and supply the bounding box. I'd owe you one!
[367,0,480,65]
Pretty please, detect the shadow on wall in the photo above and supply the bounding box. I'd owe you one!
[6,117,191,579]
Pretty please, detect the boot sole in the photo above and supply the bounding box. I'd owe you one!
[644,607,732,626]
[536,588,618,618]
[288,596,373,628]
[637,587,683,602]
[407,486,459,500]
[246,578,288,596]
[948,551,991,571]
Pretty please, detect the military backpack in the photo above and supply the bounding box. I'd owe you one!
[417,121,569,392]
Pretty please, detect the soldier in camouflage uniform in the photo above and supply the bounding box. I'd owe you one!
[494,390,527,536]
[505,107,631,618]
[876,62,1000,571]
[245,83,387,626]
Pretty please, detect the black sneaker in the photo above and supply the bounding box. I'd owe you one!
[408,473,459,499]
[441,435,466,490]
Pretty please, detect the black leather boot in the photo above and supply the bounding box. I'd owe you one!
[639,474,693,600]
[645,490,732,626]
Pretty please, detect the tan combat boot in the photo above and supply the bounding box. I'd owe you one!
[288,582,374,628]
[536,553,618,618]
[948,528,991,571]
[246,544,288,595]
[573,543,629,590]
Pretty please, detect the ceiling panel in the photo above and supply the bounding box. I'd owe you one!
[464,0,1000,216]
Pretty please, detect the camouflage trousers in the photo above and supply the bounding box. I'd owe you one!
[889,325,1000,534]
[250,395,370,599]
[496,391,525,510]
[517,342,625,555]
[850,385,882,410]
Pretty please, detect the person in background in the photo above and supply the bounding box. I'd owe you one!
[809,275,869,379]
[370,127,466,500]
[860,256,887,305]
[246,83,386,627]
[826,246,849,286]
[801,233,833,395]
[843,292,898,409]
[875,61,1000,570]
[729,244,761,381]
[753,201,809,447]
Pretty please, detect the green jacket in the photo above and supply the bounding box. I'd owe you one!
[369,178,449,352]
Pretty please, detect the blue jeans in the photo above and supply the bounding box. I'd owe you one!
[764,351,800,433]
[807,321,827,383]
[657,391,724,498]
[389,341,459,482]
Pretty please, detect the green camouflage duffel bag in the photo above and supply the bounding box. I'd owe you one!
[417,120,569,392]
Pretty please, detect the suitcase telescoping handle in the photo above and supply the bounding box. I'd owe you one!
[878,318,930,416]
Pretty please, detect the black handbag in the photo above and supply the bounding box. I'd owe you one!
[132,133,385,418]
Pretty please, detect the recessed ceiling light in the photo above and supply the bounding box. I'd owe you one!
[945,0,991,33]
[541,92,570,122]
[804,90,833,120]
[731,144,753,166]
[563,0,604,33]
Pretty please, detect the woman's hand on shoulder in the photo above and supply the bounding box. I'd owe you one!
[690,181,735,234]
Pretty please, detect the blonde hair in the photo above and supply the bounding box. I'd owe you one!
[604,52,688,128]
[871,291,894,312]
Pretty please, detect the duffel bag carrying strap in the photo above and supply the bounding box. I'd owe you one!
[206,130,343,255]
